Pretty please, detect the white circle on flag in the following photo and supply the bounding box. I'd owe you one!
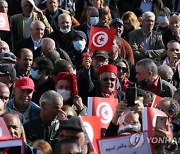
[130,133,144,148]
[0,15,5,28]
[0,127,2,137]
[92,31,108,47]
[96,102,113,124]
[83,121,94,142]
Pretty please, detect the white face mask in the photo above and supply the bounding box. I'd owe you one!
[59,27,71,34]
[57,89,71,101]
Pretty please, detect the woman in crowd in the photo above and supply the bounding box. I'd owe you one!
[122,11,140,42]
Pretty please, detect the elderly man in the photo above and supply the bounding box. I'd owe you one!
[24,90,66,144]
[163,14,180,46]
[82,64,125,102]
[0,40,10,53]
[15,48,33,78]
[11,0,53,41]
[48,13,76,53]
[15,20,46,59]
[57,117,88,153]
[136,58,176,97]
[2,113,42,153]
[6,77,40,123]
[129,11,165,63]
[43,0,79,31]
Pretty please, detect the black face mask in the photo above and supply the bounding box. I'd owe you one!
[137,79,148,89]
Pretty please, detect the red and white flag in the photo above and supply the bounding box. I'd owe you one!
[81,116,101,154]
[0,117,12,140]
[88,26,116,51]
[88,97,118,128]
[0,13,10,31]
[142,107,172,139]
[151,95,162,108]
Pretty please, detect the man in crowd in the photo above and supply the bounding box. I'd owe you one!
[136,58,176,97]
[15,48,33,78]
[24,90,66,144]
[129,11,165,63]
[15,20,46,59]
[6,77,40,123]
[163,40,180,85]
[163,14,180,46]
[11,0,53,41]
[48,13,76,53]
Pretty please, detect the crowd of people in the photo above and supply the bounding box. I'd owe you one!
[0,0,179,153]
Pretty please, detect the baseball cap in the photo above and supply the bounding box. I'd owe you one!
[73,30,87,41]
[111,18,124,26]
[0,64,16,80]
[60,117,83,132]
[0,52,16,63]
[15,77,35,90]
[92,50,109,59]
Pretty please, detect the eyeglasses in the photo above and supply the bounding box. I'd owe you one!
[170,12,180,16]
[101,77,116,82]
[117,66,128,72]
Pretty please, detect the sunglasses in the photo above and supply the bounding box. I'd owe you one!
[101,77,116,82]
[117,66,128,72]
[170,12,180,16]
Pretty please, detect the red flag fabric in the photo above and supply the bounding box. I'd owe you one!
[88,26,116,51]
[151,95,162,108]
[142,107,173,139]
[88,97,118,128]
[0,117,12,140]
[0,13,10,31]
[81,116,101,154]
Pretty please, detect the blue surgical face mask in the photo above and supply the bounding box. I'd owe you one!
[30,69,41,80]
[73,40,86,51]
[60,27,71,34]
[158,16,166,23]
[90,17,99,25]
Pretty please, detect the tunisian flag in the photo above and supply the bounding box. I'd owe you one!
[0,13,10,31]
[88,26,116,51]
[88,97,118,128]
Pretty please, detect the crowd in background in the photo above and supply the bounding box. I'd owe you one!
[0,0,180,153]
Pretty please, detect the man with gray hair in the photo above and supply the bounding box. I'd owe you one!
[163,14,180,46]
[129,11,165,63]
[135,58,176,97]
[0,40,10,53]
[24,90,67,144]
[48,13,76,53]
[15,20,46,59]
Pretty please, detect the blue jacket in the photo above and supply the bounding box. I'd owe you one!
[7,98,40,123]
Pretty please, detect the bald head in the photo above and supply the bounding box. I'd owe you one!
[3,113,22,138]
[41,38,56,54]
[158,64,174,82]
[0,40,10,52]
